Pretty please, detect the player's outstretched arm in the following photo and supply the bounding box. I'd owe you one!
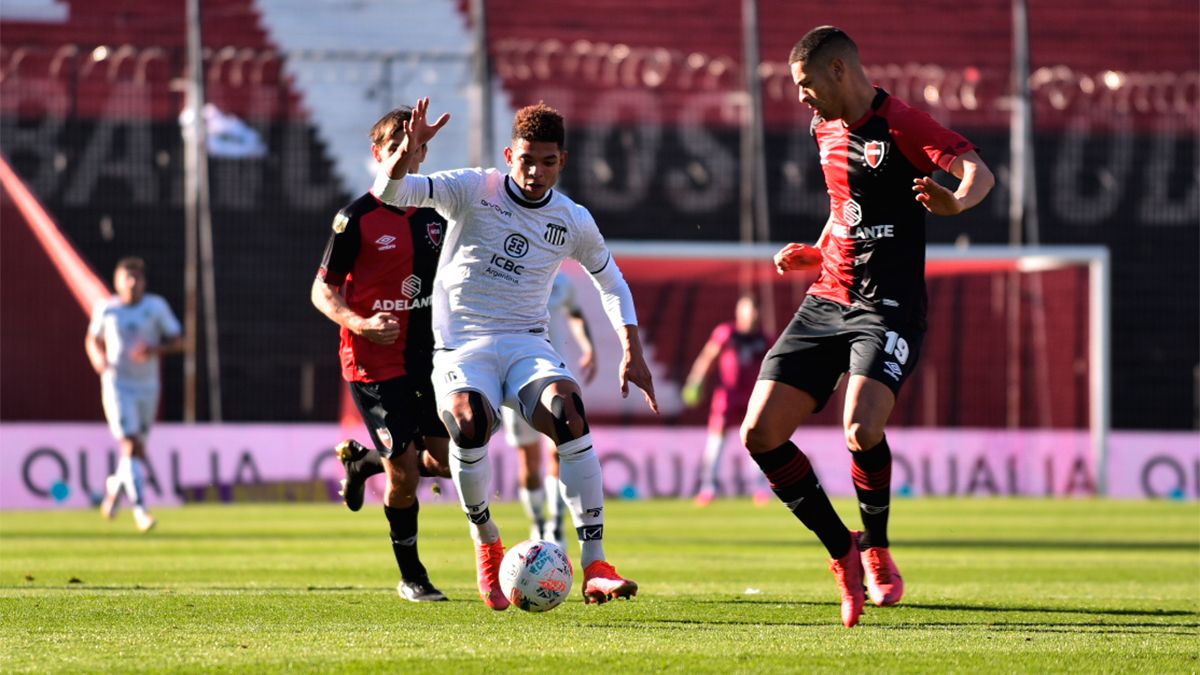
[617,325,659,414]
[682,337,721,406]
[913,150,994,216]
[382,97,450,180]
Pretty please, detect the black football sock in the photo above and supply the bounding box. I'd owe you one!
[851,435,892,549]
[384,502,428,581]
[354,442,385,479]
[751,441,852,559]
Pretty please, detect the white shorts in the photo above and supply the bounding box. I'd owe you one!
[432,334,575,421]
[501,406,542,447]
[101,374,159,440]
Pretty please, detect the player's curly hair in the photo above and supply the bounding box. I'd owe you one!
[369,106,413,148]
[511,102,565,148]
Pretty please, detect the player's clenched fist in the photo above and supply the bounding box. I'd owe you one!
[356,312,402,345]
[773,242,823,274]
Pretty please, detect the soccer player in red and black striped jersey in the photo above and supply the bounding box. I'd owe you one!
[311,107,453,602]
[741,27,994,628]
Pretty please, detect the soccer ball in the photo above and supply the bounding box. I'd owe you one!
[499,539,574,612]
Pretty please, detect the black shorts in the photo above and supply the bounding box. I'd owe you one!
[758,295,925,412]
[348,375,448,459]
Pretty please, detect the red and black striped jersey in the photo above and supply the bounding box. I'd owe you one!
[807,88,977,324]
[317,193,445,382]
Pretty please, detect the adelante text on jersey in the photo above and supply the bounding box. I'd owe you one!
[371,295,433,312]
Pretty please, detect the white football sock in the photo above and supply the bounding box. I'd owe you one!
[518,486,546,535]
[449,442,499,544]
[544,474,564,537]
[556,434,605,568]
[116,457,135,504]
[700,429,725,493]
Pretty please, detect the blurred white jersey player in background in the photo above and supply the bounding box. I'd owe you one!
[501,271,597,547]
[372,98,658,610]
[86,257,184,532]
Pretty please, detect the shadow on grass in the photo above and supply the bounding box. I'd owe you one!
[721,539,1199,551]
[708,598,1198,618]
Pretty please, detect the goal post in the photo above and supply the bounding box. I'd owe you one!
[606,241,1112,494]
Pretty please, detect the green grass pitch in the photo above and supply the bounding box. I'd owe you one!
[2,498,1197,673]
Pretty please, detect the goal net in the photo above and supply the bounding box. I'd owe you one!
[596,242,1111,492]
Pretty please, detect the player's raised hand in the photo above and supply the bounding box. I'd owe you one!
[382,97,450,179]
[357,312,402,345]
[773,242,823,274]
[407,97,450,145]
[913,176,962,216]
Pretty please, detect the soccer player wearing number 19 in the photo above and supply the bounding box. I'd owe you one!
[741,27,994,628]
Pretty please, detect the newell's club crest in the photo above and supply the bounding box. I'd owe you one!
[863,141,886,169]
[426,221,443,247]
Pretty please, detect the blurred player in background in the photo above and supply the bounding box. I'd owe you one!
[88,256,184,533]
[682,294,771,508]
[311,107,452,603]
[741,26,994,627]
[373,97,658,610]
[502,270,597,547]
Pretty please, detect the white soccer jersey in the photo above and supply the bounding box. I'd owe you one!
[87,294,181,387]
[373,168,636,349]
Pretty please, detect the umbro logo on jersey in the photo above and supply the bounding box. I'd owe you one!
[401,274,421,299]
[375,234,397,251]
[544,223,567,246]
[864,140,887,169]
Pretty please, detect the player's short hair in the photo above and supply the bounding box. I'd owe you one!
[512,102,565,148]
[369,106,414,148]
[114,256,145,274]
[788,26,857,66]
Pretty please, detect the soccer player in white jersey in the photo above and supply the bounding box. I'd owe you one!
[502,271,597,547]
[372,98,658,610]
[86,257,184,532]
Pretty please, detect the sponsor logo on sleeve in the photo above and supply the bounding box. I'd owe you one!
[332,212,349,233]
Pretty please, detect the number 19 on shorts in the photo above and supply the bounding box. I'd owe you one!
[883,330,909,365]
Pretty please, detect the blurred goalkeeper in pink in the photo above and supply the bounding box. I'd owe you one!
[682,294,771,507]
